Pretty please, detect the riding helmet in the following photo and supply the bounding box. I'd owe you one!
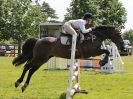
[83,12,93,19]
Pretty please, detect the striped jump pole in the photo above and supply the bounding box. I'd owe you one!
[79,56,101,69]
[66,35,87,99]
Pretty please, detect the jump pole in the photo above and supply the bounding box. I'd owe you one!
[78,42,124,73]
[111,43,124,73]
[101,42,124,73]
[66,35,87,99]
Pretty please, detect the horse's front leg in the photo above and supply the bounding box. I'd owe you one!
[95,49,110,66]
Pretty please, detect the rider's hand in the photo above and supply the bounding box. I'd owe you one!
[91,27,95,31]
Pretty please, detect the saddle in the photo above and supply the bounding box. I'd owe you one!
[60,30,94,45]
[60,31,85,45]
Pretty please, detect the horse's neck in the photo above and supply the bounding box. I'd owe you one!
[92,31,106,42]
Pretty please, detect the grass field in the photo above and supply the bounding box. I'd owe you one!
[0,56,133,99]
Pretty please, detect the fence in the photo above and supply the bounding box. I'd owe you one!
[5,45,19,57]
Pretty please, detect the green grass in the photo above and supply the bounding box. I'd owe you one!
[0,56,133,99]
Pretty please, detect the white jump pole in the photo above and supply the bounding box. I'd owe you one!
[101,42,124,73]
[66,35,77,99]
[111,43,124,73]
[66,35,87,99]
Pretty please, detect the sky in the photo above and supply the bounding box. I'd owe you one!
[119,0,133,30]
[43,0,133,31]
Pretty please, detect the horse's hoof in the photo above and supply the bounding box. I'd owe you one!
[99,60,108,66]
[15,81,20,88]
[21,83,28,92]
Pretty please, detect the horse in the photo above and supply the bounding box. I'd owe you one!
[12,25,125,92]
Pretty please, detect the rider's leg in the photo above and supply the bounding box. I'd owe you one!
[63,22,77,52]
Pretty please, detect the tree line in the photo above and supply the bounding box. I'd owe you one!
[0,0,58,54]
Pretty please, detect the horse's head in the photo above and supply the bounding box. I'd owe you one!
[92,26,125,51]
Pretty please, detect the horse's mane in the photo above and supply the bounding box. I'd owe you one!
[93,25,121,35]
[94,25,116,30]
[86,25,121,41]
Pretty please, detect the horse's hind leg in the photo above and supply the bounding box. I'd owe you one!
[21,57,49,92]
[15,63,31,88]
[21,65,40,92]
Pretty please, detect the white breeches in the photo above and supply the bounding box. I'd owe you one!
[63,21,77,37]
[63,21,77,57]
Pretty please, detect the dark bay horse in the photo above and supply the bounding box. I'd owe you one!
[12,26,124,92]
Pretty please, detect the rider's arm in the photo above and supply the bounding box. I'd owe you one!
[79,21,92,33]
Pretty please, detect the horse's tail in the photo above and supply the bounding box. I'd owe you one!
[12,38,38,66]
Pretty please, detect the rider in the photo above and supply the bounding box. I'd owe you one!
[63,12,93,51]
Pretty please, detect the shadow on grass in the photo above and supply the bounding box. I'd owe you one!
[59,92,66,99]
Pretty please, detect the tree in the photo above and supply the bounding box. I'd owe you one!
[26,1,59,37]
[123,29,133,45]
[41,2,58,19]
[0,0,58,54]
[64,0,126,28]
[0,0,12,40]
